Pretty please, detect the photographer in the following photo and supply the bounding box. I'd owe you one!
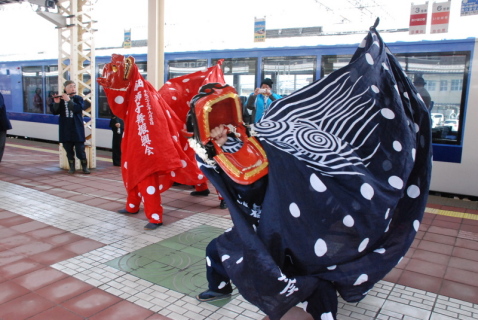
[246,78,282,123]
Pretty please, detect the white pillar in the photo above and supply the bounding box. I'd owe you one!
[56,0,96,169]
[147,0,165,90]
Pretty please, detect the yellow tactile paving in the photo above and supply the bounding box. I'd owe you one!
[425,207,478,220]
[6,142,112,162]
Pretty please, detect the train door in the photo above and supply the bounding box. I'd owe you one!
[45,65,59,114]
[21,65,44,114]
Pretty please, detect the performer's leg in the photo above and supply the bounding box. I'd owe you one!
[205,238,232,292]
[217,190,227,209]
[191,182,210,196]
[262,307,313,320]
[302,279,338,320]
[137,174,164,230]
[197,238,232,302]
[118,185,141,214]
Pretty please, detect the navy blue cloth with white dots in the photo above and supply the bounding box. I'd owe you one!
[199,27,432,320]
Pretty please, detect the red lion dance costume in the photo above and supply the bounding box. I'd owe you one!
[97,55,225,229]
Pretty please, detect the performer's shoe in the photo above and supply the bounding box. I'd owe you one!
[117,209,139,214]
[190,189,210,197]
[219,200,228,209]
[196,290,231,302]
[144,222,163,230]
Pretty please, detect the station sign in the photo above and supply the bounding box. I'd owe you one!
[461,0,478,16]
[254,17,266,42]
[123,29,132,49]
[409,2,428,35]
[431,1,451,33]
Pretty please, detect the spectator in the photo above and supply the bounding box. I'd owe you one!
[109,114,124,166]
[46,91,55,110]
[33,88,43,112]
[50,80,90,174]
[0,92,13,162]
[413,76,432,110]
[246,78,282,123]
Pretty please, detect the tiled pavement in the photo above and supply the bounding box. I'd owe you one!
[0,137,478,320]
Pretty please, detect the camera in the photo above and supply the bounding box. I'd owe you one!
[258,89,267,94]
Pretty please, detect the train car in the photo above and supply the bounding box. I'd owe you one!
[1,38,477,198]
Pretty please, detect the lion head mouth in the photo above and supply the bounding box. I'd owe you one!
[97,54,136,91]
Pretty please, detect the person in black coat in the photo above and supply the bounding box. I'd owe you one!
[413,76,432,110]
[109,114,124,166]
[50,80,90,174]
[0,92,13,162]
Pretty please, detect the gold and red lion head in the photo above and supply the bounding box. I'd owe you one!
[97,54,135,91]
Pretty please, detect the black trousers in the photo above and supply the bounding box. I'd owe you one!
[0,130,6,162]
[112,134,122,166]
[205,238,233,293]
[62,141,86,161]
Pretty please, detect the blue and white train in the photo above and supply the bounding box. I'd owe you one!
[1,37,477,198]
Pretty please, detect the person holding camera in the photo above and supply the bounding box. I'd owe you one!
[246,78,282,124]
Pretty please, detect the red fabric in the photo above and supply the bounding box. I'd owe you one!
[126,173,165,223]
[158,61,226,188]
[194,182,209,192]
[103,62,214,193]
[158,60,226,126]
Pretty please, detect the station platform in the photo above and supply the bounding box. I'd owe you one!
[1,136,477,320]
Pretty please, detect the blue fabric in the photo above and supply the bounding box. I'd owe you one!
[199,28,432,320]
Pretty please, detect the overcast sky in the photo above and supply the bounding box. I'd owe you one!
[0,0,477,58]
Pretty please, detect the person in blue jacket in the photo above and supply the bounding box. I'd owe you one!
[0,92,13,162]
[50,80,90,174]
[246,78,282,123]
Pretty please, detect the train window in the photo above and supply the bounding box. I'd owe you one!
[321,55,353,77]
[45,65,58,114]
[81,73,92,112]
[137,62,147,79]
[22,66,44,114]
[168,59,208,79]
[97,63,111,119]
[395,52,469,145]
[262,56,316,96]
[212,57,257,97]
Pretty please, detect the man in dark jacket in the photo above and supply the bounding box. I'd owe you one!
[0,92,13,162]
[50,80,90,174]
[109,114,124,166]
